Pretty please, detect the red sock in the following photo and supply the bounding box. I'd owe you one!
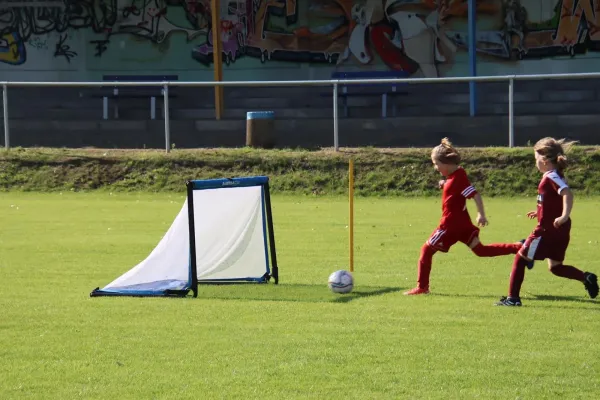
[509,254,528,298]
[549,264,585,281]
[417,243,436,290]
[471,242,521,257]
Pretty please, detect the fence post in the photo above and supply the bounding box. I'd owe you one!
[508,78,514,148]
[333,83,339,151]
[163,83,170,153]
[2,84,9,149]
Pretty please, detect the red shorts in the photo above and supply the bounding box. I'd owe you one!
[427,224,480,253]
[519,222,571,262]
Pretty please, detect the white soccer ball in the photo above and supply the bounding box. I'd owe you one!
[328,270,354,294]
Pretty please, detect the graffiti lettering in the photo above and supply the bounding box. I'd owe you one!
[554,0,600,48]
[459,0,600,60]
[54,33,77,62]
[193,0,349,65]
[0,0,204,65]
[90,38,109,57]
[263,0,298,26]
[28,36,48,50]
[0,0,119,42]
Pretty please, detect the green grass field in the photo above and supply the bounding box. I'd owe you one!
[1,193,599,399]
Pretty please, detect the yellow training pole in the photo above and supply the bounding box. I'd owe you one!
[211,0,224,120]
[349,158,354,273]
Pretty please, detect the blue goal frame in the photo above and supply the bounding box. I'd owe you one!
[187,176,278,297]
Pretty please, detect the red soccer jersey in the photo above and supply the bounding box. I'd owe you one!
[536,170,568,230]
[440,167,478,228]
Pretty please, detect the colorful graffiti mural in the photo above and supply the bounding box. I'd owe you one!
[191,0,600,77]
[191,0,351,65]
[2,0,600,77]
[0,0,204,64]
[448,0,600,61]
[0,31,26,65]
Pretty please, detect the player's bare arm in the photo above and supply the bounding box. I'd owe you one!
[472,193,488,227]
[554,187,573,228]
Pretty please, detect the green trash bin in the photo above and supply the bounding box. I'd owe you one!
[246,111,275,149]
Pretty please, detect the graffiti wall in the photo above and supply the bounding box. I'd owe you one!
[1,0,600,81]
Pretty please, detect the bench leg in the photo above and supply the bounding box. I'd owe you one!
[392,86,397,117]
[382,94,387,118]
[343,96,348,118]
[102,97,108,120]
[151,96,156,120]
[113,88,119,119]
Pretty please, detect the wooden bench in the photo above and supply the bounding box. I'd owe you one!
[99,75,178,120]
[331,70,410,118]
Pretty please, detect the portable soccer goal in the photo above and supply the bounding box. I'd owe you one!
[90,176,278,298]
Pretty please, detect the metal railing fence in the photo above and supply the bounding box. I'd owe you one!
[4,71,600,152]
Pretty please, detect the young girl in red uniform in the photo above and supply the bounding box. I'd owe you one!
[405,138,524,295]
[496,137,598,306]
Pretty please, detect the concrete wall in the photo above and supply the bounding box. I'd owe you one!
[2,0,600,82]
[3,115,600,149]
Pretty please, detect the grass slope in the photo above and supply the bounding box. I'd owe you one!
[0,193,598,399]
[2,146,600,196]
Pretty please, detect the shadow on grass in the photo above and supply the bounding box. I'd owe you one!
[528,294,594,303]
[525,293,599,308]
[432,292,598,310]
[516,294,599,311]
[195,283,404,303]
[429,293,498,300]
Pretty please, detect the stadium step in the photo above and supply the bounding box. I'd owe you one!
[6,114,600,148]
